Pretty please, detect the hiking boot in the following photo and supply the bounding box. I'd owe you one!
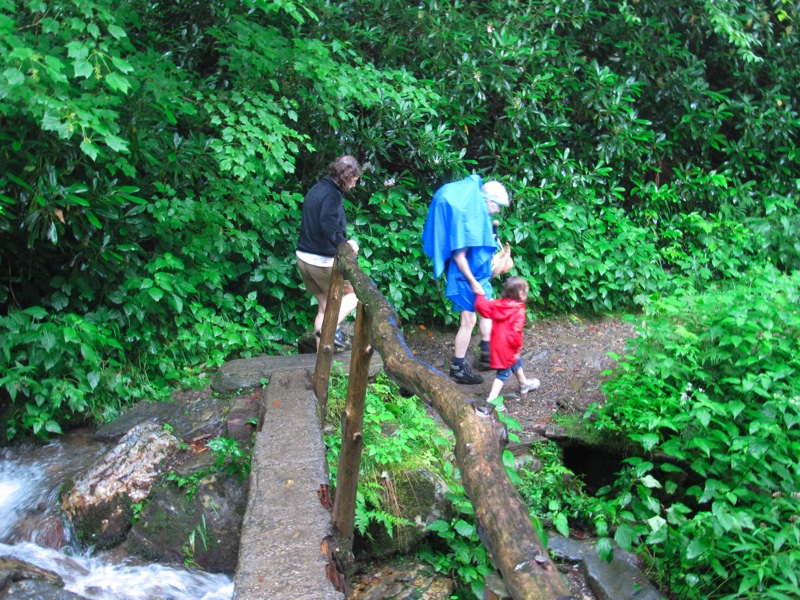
[478,350,492,370]
[334,327,348,350]
[315,328,349,351]
[449,362,484,385]
[520,378,541,394]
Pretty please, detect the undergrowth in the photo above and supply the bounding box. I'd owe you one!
[584,264,800,599]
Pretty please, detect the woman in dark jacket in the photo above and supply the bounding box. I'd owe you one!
[296,155,362,348]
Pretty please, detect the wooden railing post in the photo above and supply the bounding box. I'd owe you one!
[313,256,344,422]
[331,302,373,575]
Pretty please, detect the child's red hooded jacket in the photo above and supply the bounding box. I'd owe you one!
[474,294,525,370]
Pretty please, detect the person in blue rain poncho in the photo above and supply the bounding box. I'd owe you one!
[421,175,510,384]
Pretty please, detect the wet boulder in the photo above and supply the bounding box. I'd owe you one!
[124,470,247,573]
[60,421,181,549]
[0,580,86,600]
[93,389,225,443]
[0,557,82,600]
[6,514,67,551]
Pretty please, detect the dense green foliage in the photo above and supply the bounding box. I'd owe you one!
[3,0,799,438]
[583,266,800,598]
[2,1,800,595]
[325,371,517,599]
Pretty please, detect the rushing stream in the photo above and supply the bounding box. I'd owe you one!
[0,430,233,599]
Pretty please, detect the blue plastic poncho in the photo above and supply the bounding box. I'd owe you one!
[421,174,495,311]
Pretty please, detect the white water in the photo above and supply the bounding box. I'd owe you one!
[0,434,234,599]
[0,542,233,600]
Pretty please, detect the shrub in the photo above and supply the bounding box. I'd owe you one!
[586,264,800,599]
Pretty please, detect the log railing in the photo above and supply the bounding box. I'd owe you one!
[315,243,571,600]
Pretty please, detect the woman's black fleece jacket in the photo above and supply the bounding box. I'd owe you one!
[296,176,348,257]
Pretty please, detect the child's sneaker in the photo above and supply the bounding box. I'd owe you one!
[520,379,540,394]
[449,362,484,385]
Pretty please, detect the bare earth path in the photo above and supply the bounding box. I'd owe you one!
[400,314,639,430]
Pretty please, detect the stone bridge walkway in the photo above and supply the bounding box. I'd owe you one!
[213,351,383,600]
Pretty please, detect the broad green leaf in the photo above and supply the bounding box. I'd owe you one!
[3,68,24,86]
[80,140,99,160]
[553,513,569,538]
[87,371,101,390]
[453,519,475,538]
[103,133,129,153]
[45,420,63,434]
[685,538,709,560]
[66,194,90,207]
[73,59,94,79]
[596,537,614,562]
[85,211,102,228]
[640,432,659,451]
[41,329,57,352]
[24,306,48,319]
[107,24,127,39]
[80,344,98,362]
[647,515,666,532]
[105,72,131,93]
[614,522,637,550]
[426,520,449,532]
[659,463,684,473]
[640,475,662,489]
[66,41,89,60]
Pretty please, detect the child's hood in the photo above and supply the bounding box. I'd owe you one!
[491,298,524,321]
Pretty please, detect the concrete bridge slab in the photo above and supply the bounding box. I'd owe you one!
[233,369,344,600]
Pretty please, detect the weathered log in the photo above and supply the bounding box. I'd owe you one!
[334,243,571,600]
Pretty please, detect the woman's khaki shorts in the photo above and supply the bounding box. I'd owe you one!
[297,259,354,297]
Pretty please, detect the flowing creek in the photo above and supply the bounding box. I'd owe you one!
[0,430,233,600]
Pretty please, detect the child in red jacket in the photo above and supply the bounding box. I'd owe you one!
[473,276,540,410]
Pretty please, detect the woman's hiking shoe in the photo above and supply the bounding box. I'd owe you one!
[449,362,484,385]
[520,379,541,394]
[333,328,348,349]
[315,328,349,351]
[478,350,492,370]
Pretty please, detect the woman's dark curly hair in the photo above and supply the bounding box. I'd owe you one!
[327,155,362,189]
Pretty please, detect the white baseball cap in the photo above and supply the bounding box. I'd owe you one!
[482,180,510,206]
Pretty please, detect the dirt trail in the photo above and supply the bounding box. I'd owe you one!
[402,314,638,430]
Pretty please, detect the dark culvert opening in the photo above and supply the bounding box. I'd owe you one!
[560,442,628,495]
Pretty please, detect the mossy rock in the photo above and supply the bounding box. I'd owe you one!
[358,467,453,558]
[60,422,181,550]
[125,471,247,573]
